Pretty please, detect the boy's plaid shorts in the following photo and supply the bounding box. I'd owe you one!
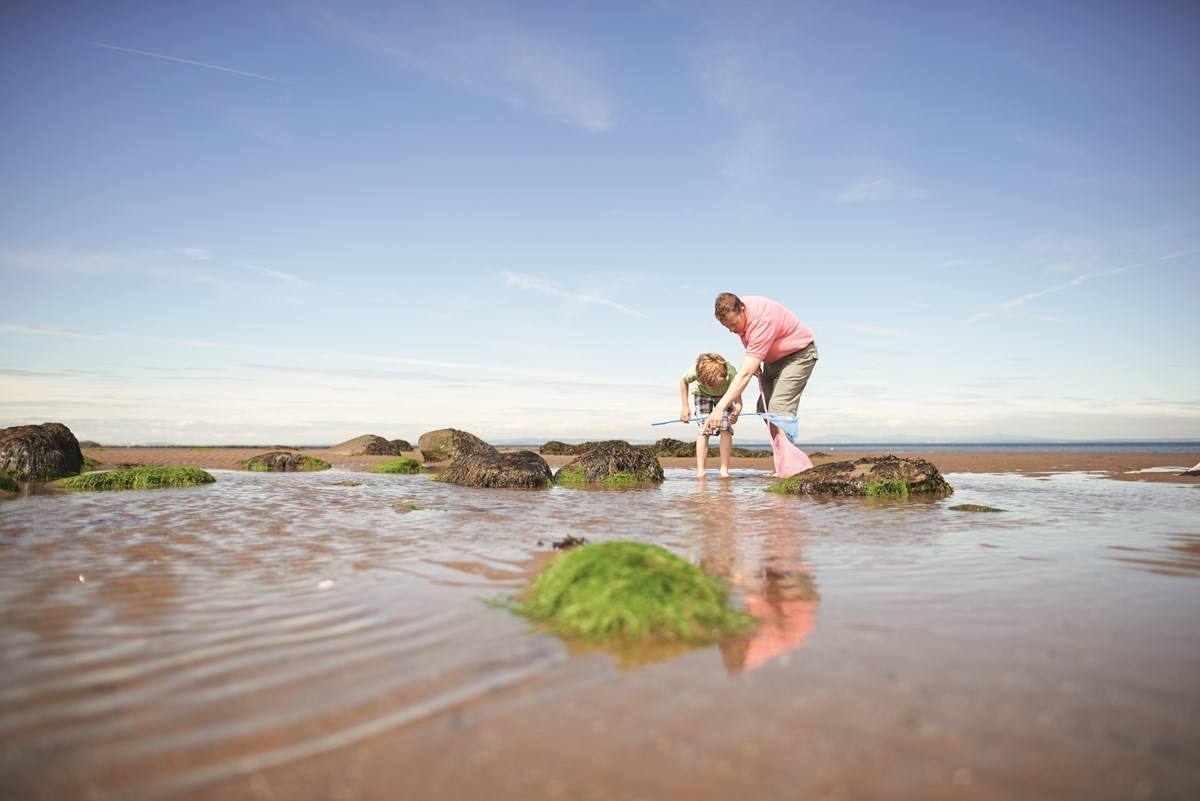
[693,394,734,435]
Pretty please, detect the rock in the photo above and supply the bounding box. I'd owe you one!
[647,437,769,459]
[767,454,953,497]
[56,466,216,491]
[243,451,331,472]
[0,422,84,481]
[540,439,631,456]
[438,450,554,488]
[512,541,757,643]
[326,434,404,456]
[390,439,414,452]
[554,441,665,485]
[418,428,497,462]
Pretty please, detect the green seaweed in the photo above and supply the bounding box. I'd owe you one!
[512,541,757,643]
[555,465,586,485]
[0,472,20,494]
[369,457,425,474]
[949,504,1005,513]
[394,501,445,512]
[865,479,909,497]
[57,466,216,491]
[763,475,801,494]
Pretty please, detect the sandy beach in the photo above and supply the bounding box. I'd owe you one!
[81,445,1200,484]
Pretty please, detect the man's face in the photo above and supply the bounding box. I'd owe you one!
[719,310,746,335]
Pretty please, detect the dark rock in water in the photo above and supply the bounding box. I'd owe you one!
[540,439,631,456]
[949,504,1004,513]
[326,434,403,456]
[647,437,769,459]
[554,441,665,485]
[438,450,553,488]
[768,454,953,497]
[243,451,331,472]
[419,428,497,462]
[0,422,84,481]
[390,439,414,452]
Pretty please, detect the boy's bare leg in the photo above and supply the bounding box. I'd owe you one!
[696,433,710,477]
[718,430,733,477]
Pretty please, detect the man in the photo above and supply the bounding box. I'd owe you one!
[704,292,818,440]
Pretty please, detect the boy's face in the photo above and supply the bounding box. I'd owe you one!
[720,310,746,335]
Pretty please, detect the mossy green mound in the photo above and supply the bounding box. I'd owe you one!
[0,472,20,495]
[57,466,216,491]
[369,457,425,474]
[514,541,757,643]
[865,479,909,497]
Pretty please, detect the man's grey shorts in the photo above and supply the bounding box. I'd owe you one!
[758,342,818,415]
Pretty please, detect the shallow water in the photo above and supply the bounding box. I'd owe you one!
[1,468,1198,801]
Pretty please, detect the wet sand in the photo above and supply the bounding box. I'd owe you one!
[82,445,1200,484]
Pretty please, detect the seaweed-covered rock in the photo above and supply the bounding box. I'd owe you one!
[554,441,665,486]
[1,472,20,498]
[418,428,497,462]
[56,466,216,491]
[0,422,84,481]
[326,434,404,456]
[439,450,553,488]
[243,451,331,472]
[540,439,632,456]
[513,541,757,643]
[390,439,414,452]
[767,454,953,497]
[647,437,769,459]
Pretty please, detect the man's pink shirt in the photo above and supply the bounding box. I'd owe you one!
[740,295,814,363]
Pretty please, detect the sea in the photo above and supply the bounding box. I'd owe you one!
[1,459,1198,800]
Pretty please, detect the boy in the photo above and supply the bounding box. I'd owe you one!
[679,352,743,477]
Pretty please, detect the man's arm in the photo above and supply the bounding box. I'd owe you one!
[704,354,761,429]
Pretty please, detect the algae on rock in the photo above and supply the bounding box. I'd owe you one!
[513,541,757,644]
[57,466,216,491]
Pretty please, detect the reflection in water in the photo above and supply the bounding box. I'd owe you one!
[0,469,1198,800]
[693,478,820,673]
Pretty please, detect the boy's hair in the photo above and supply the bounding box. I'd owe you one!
[714,292,743,321]
[695,352,728,387]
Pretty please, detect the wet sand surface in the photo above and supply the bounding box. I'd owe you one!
[2,451,1198,800]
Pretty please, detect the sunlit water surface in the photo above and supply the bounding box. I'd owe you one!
[1,469,1198,801]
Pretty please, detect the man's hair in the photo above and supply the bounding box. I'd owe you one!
[695,352,728,387]
[714,292,743,320]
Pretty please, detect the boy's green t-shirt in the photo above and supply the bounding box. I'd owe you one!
[683,362,737,397]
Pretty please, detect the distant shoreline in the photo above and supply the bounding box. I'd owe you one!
[79,446,1200,485]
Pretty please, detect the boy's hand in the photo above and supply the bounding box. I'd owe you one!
[680,407,691,423]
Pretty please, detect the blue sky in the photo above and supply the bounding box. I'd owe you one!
[2,0,1198,445]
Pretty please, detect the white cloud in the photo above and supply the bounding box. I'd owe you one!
[241,262,313,289]
[835,174,930,204]
[298,2,613,131]
[502,271,645,317]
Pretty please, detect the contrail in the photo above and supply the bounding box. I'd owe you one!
[966,248,1200,323]
[92,42,311,88]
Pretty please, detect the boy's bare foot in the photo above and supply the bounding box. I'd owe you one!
[719,471,731,478]
[696,470,707,478]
